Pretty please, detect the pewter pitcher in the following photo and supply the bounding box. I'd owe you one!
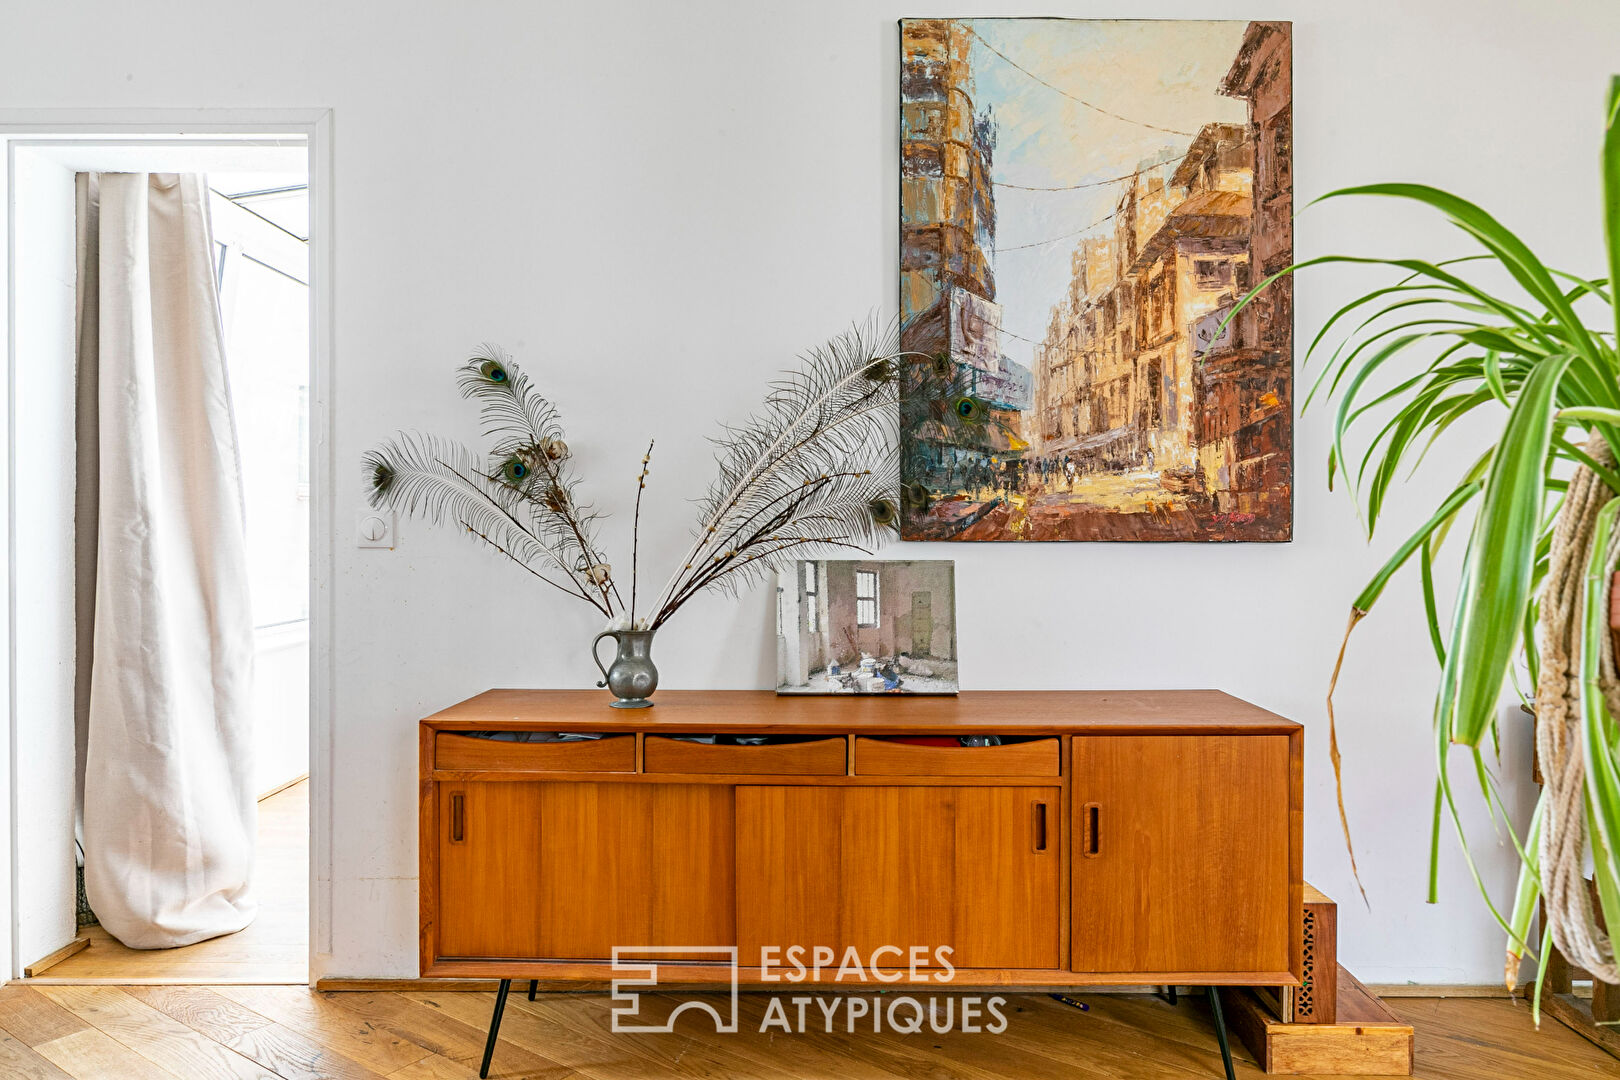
[592,629,657,709]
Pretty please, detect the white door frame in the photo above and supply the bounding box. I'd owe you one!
[0,108,334,982]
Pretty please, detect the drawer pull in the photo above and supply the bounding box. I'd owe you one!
[1033,801,1048,852]
[449,792,465,844]
[1083,802,1100,858]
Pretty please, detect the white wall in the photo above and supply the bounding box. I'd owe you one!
[10,150,79,968]
[1,0,1614,984]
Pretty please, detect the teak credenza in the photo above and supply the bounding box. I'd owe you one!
[420,689,1304,1078]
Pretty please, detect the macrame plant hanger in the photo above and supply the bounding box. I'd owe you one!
[1533,433,1620,1024]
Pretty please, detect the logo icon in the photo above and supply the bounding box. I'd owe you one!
[610,946,739,1033]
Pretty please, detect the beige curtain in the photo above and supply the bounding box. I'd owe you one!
[76,173,258,948]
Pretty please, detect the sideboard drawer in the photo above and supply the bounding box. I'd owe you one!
[643,735,847,775]
[434,732,636,773]
[853,736,1060,776]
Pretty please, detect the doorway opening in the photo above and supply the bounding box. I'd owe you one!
[5,133,321,984]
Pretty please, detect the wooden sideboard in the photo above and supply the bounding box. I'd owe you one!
[420,689,1303,990]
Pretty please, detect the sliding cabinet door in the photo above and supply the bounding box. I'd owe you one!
[437,782,545,959]
[736,785,1061,972]
[734,787,843,967]
[437,782,733,962]
[534,783,735,959]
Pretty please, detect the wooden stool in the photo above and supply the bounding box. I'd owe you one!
[1224,885,1414,1075]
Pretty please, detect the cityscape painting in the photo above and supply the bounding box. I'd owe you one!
[899,19,1293,541]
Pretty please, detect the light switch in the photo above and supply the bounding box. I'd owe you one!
[357,508,395,548]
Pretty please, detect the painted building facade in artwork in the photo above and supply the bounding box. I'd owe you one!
[899,19,1293,541]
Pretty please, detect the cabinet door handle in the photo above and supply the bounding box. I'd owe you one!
[449,792,465,844]
[1082,802,1101,858]
[1033,801,1048,852]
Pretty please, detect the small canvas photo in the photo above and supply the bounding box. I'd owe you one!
[776,560,959,695]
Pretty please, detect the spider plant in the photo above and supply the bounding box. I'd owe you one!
[1230,76,1620,1007]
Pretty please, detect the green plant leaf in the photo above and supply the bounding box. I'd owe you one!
[1315,183,1601,361]
[1606,75,1620,348]
[1428,777,1444,905]
[1364,389,1497,534]
[1234,254,1553,354]
[1504,794,1544,988]
[1532,922,1553,1025]
[1446,354,1574,747]
[1350,481,1484,616]
[1554,435,1620,495]
[1434,449,1495,554]
[1321,478,1483,906]
[1557,406,1620,425]
[1482,350,1509,407]
[1579,495,1620,945]
[1421,538,1445,665]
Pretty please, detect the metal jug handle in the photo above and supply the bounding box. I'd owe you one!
[591,630,618,688]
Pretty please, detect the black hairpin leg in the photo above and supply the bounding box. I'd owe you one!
[528,979,538,1001]
[480,979,511,1079]
[1206,986,1236,1080]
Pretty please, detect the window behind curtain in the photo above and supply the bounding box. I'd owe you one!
[211,182,310,629]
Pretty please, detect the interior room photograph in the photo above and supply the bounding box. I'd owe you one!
[2,2,1619,1079]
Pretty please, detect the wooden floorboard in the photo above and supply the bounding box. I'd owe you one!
[35,986,278,1079]
[385,1058,483,1080]
[32,1028,180,1080]
[212,986,437,1074]
[0,1029,75,1080]
[35,782,308,985]
[0,984,93,1047]
[0,985,1608,1079]
[314,991,574,1079]
[125,986,385,1080]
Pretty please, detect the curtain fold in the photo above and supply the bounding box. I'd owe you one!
[76,172,258,949]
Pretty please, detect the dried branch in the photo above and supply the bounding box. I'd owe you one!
[630,440,653,628]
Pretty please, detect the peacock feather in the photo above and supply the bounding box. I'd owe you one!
[642,318,909,627]
[898,342,1008,524]
[950,395,990,424]
[365,323,916,632]
[501,455,539,488]
[363,347,619,616]
[460,345,617,609]
[362,432,551,572]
